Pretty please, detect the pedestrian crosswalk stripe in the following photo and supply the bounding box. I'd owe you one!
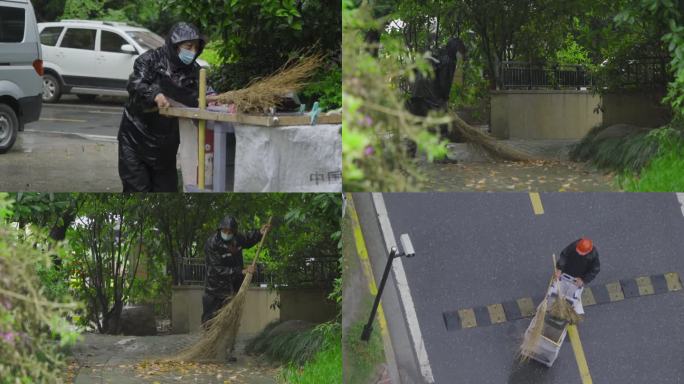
[442,272,682,331]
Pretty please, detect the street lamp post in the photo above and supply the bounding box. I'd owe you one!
[361,234,415,341]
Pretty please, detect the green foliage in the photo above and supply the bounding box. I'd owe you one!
[61,0,106,19]
[0,195,80,384]
[63,194,155,333]
[343,321,385,384]
[173,0,341,94]
[279,334,342,384]
[199,40,225,68]
[343,1,452,191]
[570,124,659,173]
[9,193,341,335]
[555,33,593,66]
[619,127,684,191]
[571,121,684,191]
[247,321,340,367]
[300,64,342,110]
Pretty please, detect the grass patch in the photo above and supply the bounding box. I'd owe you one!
[278,336,342,384]
[246,321,339,366]
[619,128,684,191]
[569,123,659,173]
[570,121,684,191]
[344,321,385,383]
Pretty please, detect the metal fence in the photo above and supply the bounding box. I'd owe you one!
[611,57,669,89]
[499,58,670,90]
[175,257,339,287]
[500,61,592,90]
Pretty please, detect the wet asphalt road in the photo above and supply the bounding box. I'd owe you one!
[357,193,684,383]
[25,95,124,138]
[0,96,123,192]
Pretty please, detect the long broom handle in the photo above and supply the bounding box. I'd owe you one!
[248,216,273,270]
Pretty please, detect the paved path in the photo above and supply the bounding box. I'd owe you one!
[417,139,617,192]
[418,161,617,191]
[69,333,278,384]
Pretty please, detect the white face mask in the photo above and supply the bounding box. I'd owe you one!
[220,232,234,241]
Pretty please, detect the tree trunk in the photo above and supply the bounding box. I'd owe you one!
[102,299,124,334]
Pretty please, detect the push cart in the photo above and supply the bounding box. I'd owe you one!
[521,273,584,367]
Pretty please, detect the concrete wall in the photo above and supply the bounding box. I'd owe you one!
[171,286,205,334]
[171,286,335,336]
[602,91,671,128]
[171,286,279,336]
[279,288,339,324]
[490,90,602,139]
[490,90,670,139]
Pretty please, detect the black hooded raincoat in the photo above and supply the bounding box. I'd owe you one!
[203,216,262,298]
[118,22,206,192]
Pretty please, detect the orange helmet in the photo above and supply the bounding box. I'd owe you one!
[576,238,593,255]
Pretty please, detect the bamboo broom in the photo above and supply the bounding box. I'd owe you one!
[216,54,324,113]
[174,217,273,362]
[518,254,556,362]
[449,112,542,162]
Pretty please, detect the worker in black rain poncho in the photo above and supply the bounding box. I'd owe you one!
[202,216,271,328]
[118,22,216,192]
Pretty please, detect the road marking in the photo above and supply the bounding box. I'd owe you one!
[372,193,435,383]
[677,193,684,217]
[24,130,117,142]
[45,103,123,111]
[39,117,87,123]
[487,303,506,324]
[581,287,596,306]
[606,281,625,301]
[567,325,593,384]
[87,110,123,115]
[442,272,682,331]
[529,192,544,215]
[665,272,683,291]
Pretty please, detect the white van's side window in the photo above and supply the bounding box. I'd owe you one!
[0,6,25,43]
[40,26,64,46]
[60,28,96,50]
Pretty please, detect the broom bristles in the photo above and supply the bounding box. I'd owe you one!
[549,294,581,325]
[216,53,324,113]
[173,273,253,362]
[449,112,541,162]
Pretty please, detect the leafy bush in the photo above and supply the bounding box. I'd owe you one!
[247,321,340,367]
[343,1,451,191]
[570,123,660,173]
[300,65,342,110]
[273,322,342,384]
[0,194,80,384]
[619,127,684,191]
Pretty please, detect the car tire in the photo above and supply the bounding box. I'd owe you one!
[77,94,97,102]
[42,73,62,103]
[0,104,19,154]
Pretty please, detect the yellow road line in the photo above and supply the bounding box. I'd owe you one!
[529,192,544,215]
[39,117,87,123]
[347,193,389,334]
[567,325,593,384]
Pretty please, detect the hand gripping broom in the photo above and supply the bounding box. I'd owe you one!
[175,217,273,362]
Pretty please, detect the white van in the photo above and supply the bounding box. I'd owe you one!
[38,20,209,103]
[0,0,42,153]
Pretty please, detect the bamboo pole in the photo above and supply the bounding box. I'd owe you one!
[198,68,207,190]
